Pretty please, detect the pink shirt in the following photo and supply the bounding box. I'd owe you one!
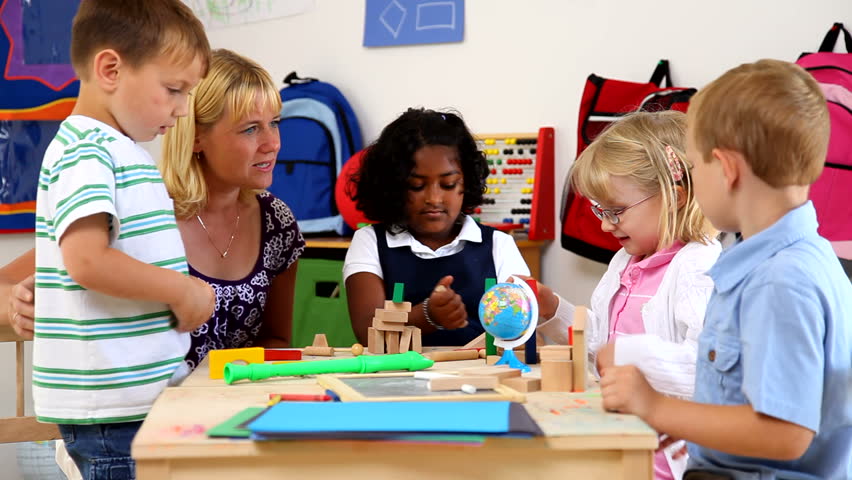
[608,242,685,480]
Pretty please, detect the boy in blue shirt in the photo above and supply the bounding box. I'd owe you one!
[600,59,852,479]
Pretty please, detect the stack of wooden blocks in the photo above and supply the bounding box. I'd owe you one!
[367,300,422,354]
[540,306,587,392]
[367,284,422,354]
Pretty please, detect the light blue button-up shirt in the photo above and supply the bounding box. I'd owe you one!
[687,202,852,480]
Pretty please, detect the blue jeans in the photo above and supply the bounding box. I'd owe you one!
[58,421,142,480]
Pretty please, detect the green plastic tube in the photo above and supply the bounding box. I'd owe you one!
[224,350,435,384]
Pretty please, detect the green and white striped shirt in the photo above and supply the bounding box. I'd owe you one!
[34,116,190,424]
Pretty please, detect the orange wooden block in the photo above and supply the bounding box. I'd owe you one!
[208,347,264,380]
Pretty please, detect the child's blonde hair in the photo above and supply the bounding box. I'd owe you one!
[161,49,282,219]
[689,59,829,187]
[571,110,714,249]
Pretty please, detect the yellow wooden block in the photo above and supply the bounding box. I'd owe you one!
[208,347,264,380]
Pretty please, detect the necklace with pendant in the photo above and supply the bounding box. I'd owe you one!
[196,206,240,258]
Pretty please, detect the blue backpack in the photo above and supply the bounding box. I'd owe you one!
[271,72,363,235]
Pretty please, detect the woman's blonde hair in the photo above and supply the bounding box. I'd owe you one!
[570,110,715,249]
[161,48,282,219]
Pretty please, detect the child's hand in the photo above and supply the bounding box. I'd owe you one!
[600,364,659,419]
[171,276,215,333]
[510,275,558,319]
[658,434,689,459]
[596,340,616,373]
[428,276,468,330]
[8,274,35,339]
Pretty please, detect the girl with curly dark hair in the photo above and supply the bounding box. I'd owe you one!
[343,108,530,346]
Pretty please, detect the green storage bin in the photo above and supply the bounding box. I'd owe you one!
[291,258,357,348]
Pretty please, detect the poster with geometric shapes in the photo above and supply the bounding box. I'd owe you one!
[0,0,79,120]
[364,0,464,47]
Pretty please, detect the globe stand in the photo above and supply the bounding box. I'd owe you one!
[480,276,539,373]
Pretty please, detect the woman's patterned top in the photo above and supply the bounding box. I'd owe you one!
[185,193,305,370]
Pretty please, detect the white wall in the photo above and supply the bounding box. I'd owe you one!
[1,1,850,477]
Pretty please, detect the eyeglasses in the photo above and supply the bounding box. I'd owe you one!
[590,193,657,225]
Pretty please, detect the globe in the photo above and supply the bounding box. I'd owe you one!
[478,283,534,341]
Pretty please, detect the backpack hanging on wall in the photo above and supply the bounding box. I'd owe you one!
[797,23,852,246]
[270,72,363,235]
[560,60,696,263]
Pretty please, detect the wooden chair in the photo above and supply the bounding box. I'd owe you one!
[0,324,60,443]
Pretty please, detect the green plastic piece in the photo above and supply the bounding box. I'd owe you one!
[393,283,404,303]
[486,333,497,356]
[357,222,371,229]
[224,351,435,385]
[484,278,498,355]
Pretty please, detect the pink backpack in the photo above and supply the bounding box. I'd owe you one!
[797,23,852,245]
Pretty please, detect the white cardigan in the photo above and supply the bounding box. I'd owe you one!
[537,240,721,399]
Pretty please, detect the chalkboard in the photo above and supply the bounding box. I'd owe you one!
[318,373,524,402]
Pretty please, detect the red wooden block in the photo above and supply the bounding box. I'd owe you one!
[264,349,303,361]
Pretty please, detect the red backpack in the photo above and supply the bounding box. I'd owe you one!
[797,23,852,244]
[561,60,696,263]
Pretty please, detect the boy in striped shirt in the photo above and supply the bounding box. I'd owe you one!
[34,1,215,477]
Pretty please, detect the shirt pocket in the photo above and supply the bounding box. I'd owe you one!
[707,336,745,401]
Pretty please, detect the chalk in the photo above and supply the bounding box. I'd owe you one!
[461,384,477,394]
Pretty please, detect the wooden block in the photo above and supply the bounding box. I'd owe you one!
[399,326,413,353]
[540,345,572,361]
[385,331,400,354]
[486,355,501,365]
[209,347,264,379]
[367,327,384,354]
[384,300,412,313]
[409,326,422,353]
[541,359,573,392]
[425,350,480,362]
[428,376,499,391]
[572,306,588,392]
[264,349,302,361]
[303,346,335,356]
[462,332,486,349]
[372,316,405,332]
[458,365,522,380]
[375,309,408,324]
[500,376,541,393]
[311,333,328,347]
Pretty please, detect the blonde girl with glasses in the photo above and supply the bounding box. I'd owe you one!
[531,110,719,480]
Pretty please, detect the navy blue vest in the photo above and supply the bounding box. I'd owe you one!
[375,222,498,346]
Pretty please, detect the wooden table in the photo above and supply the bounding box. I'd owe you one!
[305,237,548,279]
[133,354,657,479]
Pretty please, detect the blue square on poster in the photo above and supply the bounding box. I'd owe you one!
[364,0,464,47]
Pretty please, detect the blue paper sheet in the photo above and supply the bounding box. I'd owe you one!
[248,401,542,438]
